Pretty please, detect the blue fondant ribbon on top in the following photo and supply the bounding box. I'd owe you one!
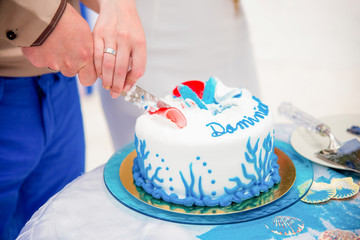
[178,84,208,110]
[202,77,217,104]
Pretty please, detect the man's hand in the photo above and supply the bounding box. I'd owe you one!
[92,0,146,98]
[22,3,97,87]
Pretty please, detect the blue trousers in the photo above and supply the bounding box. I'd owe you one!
[0,73,85,239]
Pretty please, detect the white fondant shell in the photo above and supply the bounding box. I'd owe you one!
[301,182,336,204]
[331,177,360,199]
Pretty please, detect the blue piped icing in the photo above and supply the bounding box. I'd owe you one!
[133,133,281,207]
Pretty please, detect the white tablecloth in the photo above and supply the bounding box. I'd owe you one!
[17,124,360,239]
[18,164,215,240]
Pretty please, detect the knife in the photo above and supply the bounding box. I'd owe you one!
[121,85,171,112]
[279,102,360,174]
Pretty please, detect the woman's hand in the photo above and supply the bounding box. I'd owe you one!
[22,3,97,87]
[93,0,146,98]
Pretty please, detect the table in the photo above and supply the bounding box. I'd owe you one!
[17,124,360,240]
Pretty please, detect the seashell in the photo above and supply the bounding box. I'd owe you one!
[331,177,360,200]
[319,229,360,240]
[265,216,304,236]
[301,182,336,204]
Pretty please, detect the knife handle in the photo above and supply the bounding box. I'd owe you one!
[278,102,328,136]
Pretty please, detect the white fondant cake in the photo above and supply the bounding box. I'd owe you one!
[132,77,280,207]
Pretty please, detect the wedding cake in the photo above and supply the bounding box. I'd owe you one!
[132,77,280,207]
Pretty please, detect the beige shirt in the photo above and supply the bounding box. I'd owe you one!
[0,0,79,77]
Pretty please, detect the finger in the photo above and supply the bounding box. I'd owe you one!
[46,61,61,73]
[124,45,146,92]
[111,47,131,98]
[60,68,77,77]
[59,59,79,77]
[78,63,97,87]
[102,45,116,90]
[93,36,104,80]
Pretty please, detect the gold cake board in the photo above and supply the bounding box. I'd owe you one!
[119,148,296,215]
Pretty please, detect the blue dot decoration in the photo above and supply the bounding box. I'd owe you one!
[212,191,216,196]
[203,162,207,166]
[170,187,174,191]
[166,167,169,171]
[169,177,173,182]
[211,180,215,184]
[156,154,159,157]
[208,169,212,174]
[161,159,164,162]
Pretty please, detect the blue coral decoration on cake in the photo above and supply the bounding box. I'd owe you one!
[133,135,164,190]
[133,132,280,207]
[224,134,281,202]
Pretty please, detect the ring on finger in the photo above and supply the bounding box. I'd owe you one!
[103,47,116,56]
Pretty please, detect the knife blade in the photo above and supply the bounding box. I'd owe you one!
[121,85,171,112]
